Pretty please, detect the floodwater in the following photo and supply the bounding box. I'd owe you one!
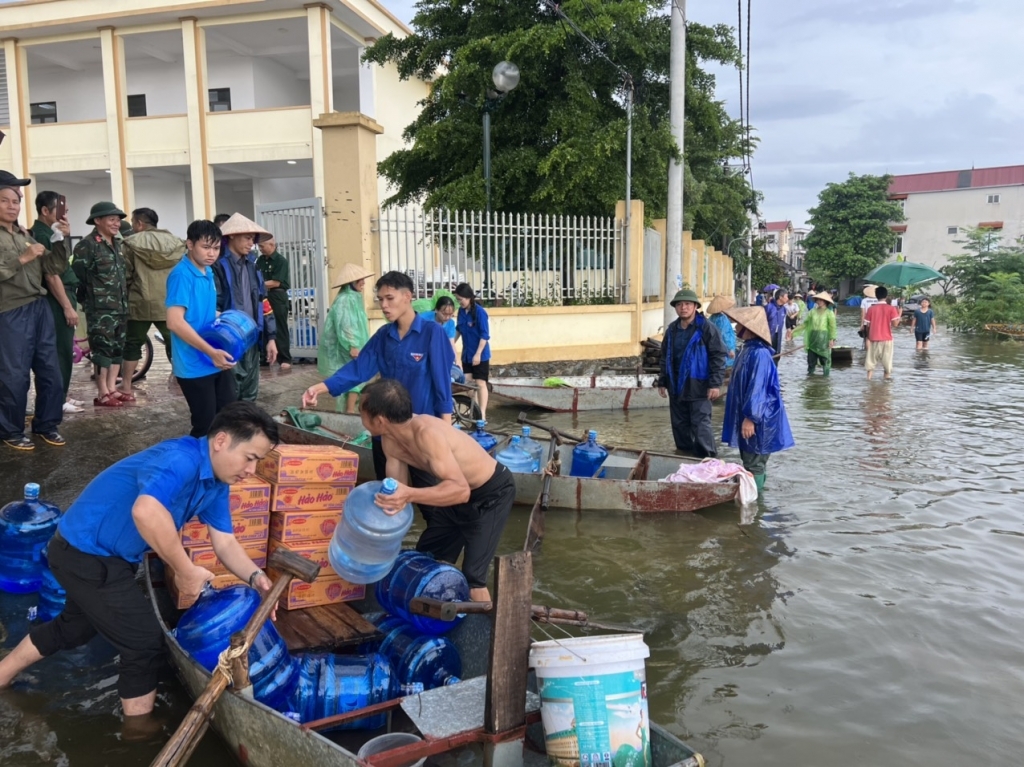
[3,310,1024,766]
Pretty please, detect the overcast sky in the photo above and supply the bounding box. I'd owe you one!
[384,0,1023,227]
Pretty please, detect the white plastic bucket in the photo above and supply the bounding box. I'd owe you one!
[529,634,651,767]
[357,732,426,767]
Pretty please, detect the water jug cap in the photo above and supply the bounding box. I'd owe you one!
[511,436,520,445]
[24,483,40,499]
[522,426,530,436]
[588,430,598,441]
[381,477,398,495]
[476,420,486,429]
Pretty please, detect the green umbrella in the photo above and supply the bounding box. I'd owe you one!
[863,260,945,288]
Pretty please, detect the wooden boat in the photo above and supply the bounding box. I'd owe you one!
[144,559,706,767]
[274,410,739,513]
[489,374,665,412]
[984,323,1024,340]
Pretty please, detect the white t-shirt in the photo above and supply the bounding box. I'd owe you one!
[861,296,879,323]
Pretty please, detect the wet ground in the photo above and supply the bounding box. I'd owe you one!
[3,311,1024,765]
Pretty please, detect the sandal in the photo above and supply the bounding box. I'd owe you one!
[94,393,123,408]
[37,431,66,447]
[3,435,35,451]
[115,391,138,403]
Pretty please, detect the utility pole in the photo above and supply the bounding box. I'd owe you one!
[664,0,686,328]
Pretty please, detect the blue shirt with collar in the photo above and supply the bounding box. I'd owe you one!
[166,256,220,379]
[456,303,491,364]
[58,437,232,562]
[324,312,454,416]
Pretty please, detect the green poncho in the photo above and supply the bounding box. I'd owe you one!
[795,306,837,357]
[319,285,371,406]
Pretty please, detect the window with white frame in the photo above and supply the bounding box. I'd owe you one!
[987,194,1001,204]
[891,236,903,255]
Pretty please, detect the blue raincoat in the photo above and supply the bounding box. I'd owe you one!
[721,337,795,455]
[662,314,710,397]
[708,313,737,368]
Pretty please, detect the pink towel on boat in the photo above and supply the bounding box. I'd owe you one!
[661,458,759,506]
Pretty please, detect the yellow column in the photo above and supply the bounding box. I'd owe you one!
[681,231,691,289]
[616,199,645,350]
[306,3,333,203]
[313,112,383,310]
[181,18,214,219]
[3,39,29,225]
[651,218,667,301]
[99,27,132,212]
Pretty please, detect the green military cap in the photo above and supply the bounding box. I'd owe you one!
[119,219,134,237]
[669,288,701,307]
[86,201,127,226]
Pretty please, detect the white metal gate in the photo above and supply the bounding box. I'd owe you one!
[256,198,326,358]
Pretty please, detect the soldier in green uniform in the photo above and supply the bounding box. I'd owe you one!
[256,235,291,370]
[72,201,129,408]
[31,191,84,414]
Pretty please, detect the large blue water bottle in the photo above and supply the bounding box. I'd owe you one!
[199,309,259,362]
[519,426,545,473]
[496,436,536,474]
[0,483,61,594]
[377,619,462,691]
[288,652,396,728]
[570,430,608,478]
[174,585,299,711]
[469,421,497,453]
[34,546,66,622]
[329,478,413,585]
[376,552,470,636]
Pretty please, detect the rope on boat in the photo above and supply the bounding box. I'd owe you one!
[215,643,248,685]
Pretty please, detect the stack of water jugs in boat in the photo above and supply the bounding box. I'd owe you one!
[0,484,66,624]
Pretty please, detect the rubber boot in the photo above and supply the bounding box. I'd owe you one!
[753,473,766,493]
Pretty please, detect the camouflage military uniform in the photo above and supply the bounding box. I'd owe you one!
[72,229,128,368]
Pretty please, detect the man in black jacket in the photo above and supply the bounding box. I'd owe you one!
[657,288,728,457]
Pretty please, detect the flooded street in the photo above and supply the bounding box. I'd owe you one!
[3,309,1024,765]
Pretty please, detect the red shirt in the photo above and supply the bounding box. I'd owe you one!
[865,303,900,342]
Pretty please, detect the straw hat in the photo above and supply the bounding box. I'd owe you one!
[724,306,773,345]
[332,262,375,289]
[862,284,877,298]
[706,295,736,315]
[813,291,835,305]
[219,212,272,244]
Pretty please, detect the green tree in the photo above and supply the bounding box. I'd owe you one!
[364,0,755,243]
[803,173,904,284]
[939,227,1024,330]
[730,235,786,292]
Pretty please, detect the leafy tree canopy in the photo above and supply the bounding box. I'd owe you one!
[730,235,786,292]
[939,227,1024,330]
[803,173,904,284]
[364,0,756,243]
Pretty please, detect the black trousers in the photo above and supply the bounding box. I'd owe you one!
[410,463,515,588]
[0,298,64,439]
[266,291,291,363]
[45,293,77,398]
[177,370,237,437]
[669,396,717,458]
[30,533,165,700]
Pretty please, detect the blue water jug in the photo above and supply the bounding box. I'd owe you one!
[199,309,259,362]
[519,426,545,473]
[288,652,396,728]
[0,484,61,594]
[570,430,608,478]
[496,436,536,474]
[34,546,66,622]
[377,620,462,690]
[329,478,413,585]
[469,421,497,453]
[376,552,470,636]
[174,585,299,711]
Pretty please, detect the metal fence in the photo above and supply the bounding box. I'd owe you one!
[642,228,663,300]
[373,207,627,306]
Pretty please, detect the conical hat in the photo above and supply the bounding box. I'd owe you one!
[706,295,736,315]
[332,262,375,289]
[862,284,877,298]
[723,306,773,346]
[813,291,835,305]
[219,213,272,244]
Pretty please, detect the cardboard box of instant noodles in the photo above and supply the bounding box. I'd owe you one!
[256,445,359,485]
[266,567,364,610]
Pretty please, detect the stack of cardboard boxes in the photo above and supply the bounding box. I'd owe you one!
[257,445,365,610]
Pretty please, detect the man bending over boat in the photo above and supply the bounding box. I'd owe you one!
[358,378,514,602]
[0,402,278,721]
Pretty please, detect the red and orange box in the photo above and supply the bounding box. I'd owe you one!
[229,475,273,514]
[180,512,270,548]
[257,446,359,485]
[267,568,365,611]
[183,541,268,576]
[267,537,331,571]
[271,483,351,512]
[269,510,341,543]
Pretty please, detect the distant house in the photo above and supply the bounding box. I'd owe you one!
[888,164,1024,270]
[762,220,809,288]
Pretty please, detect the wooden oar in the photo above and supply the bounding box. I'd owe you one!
[516,412,584,444]
[409,597,636,633]
[523,434,558,551]
[150,550,320,767]
[772,344,805,360]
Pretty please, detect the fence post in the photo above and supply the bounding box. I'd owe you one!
[617,199,645,351]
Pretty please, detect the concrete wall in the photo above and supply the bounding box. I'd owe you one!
[901,185,1024,269]
[206,55,256,112]
[373,60,429,204]
[125,59,188,116]
[253,58,309,109]
[214,180,255,220]
[254,176,315,207]
[33,176,113,235]
[133,175,190,238]
[27,64,106,123]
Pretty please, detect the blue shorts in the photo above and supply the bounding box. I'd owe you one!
[915,330,930,342]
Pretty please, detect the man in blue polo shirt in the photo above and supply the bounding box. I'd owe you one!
[302,270,454,478]
[166,219,237,437]
[0,402,278,720]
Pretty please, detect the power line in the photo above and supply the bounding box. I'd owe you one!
[745,0,754,192]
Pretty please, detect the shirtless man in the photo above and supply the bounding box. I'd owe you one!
[358,378,515,602]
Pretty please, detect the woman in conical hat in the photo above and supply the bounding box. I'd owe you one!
[319,263,375,412]
[792,292,836,376]
[705,295,737,368]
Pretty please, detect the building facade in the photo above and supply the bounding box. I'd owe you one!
[0,0,427,236]
[888,165,1024,270]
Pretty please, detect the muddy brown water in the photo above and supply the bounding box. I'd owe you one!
[2,311,1023,766]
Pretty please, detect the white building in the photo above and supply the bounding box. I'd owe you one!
[888,164,1024,269]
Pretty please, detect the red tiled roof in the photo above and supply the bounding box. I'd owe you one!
[978,221,1004,229]
[765,220,792,232]
[889,164,1024,195]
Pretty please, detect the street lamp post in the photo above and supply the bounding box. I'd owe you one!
[481,61,519,297]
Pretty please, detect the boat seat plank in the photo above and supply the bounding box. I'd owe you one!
[401,676,541,740]
[275,602,380,653]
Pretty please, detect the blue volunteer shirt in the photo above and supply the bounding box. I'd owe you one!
[324,313,454,416]
[166,257,220,379]
[418,309,456,340]
[58,437,232,562]
[457,304,491,364]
